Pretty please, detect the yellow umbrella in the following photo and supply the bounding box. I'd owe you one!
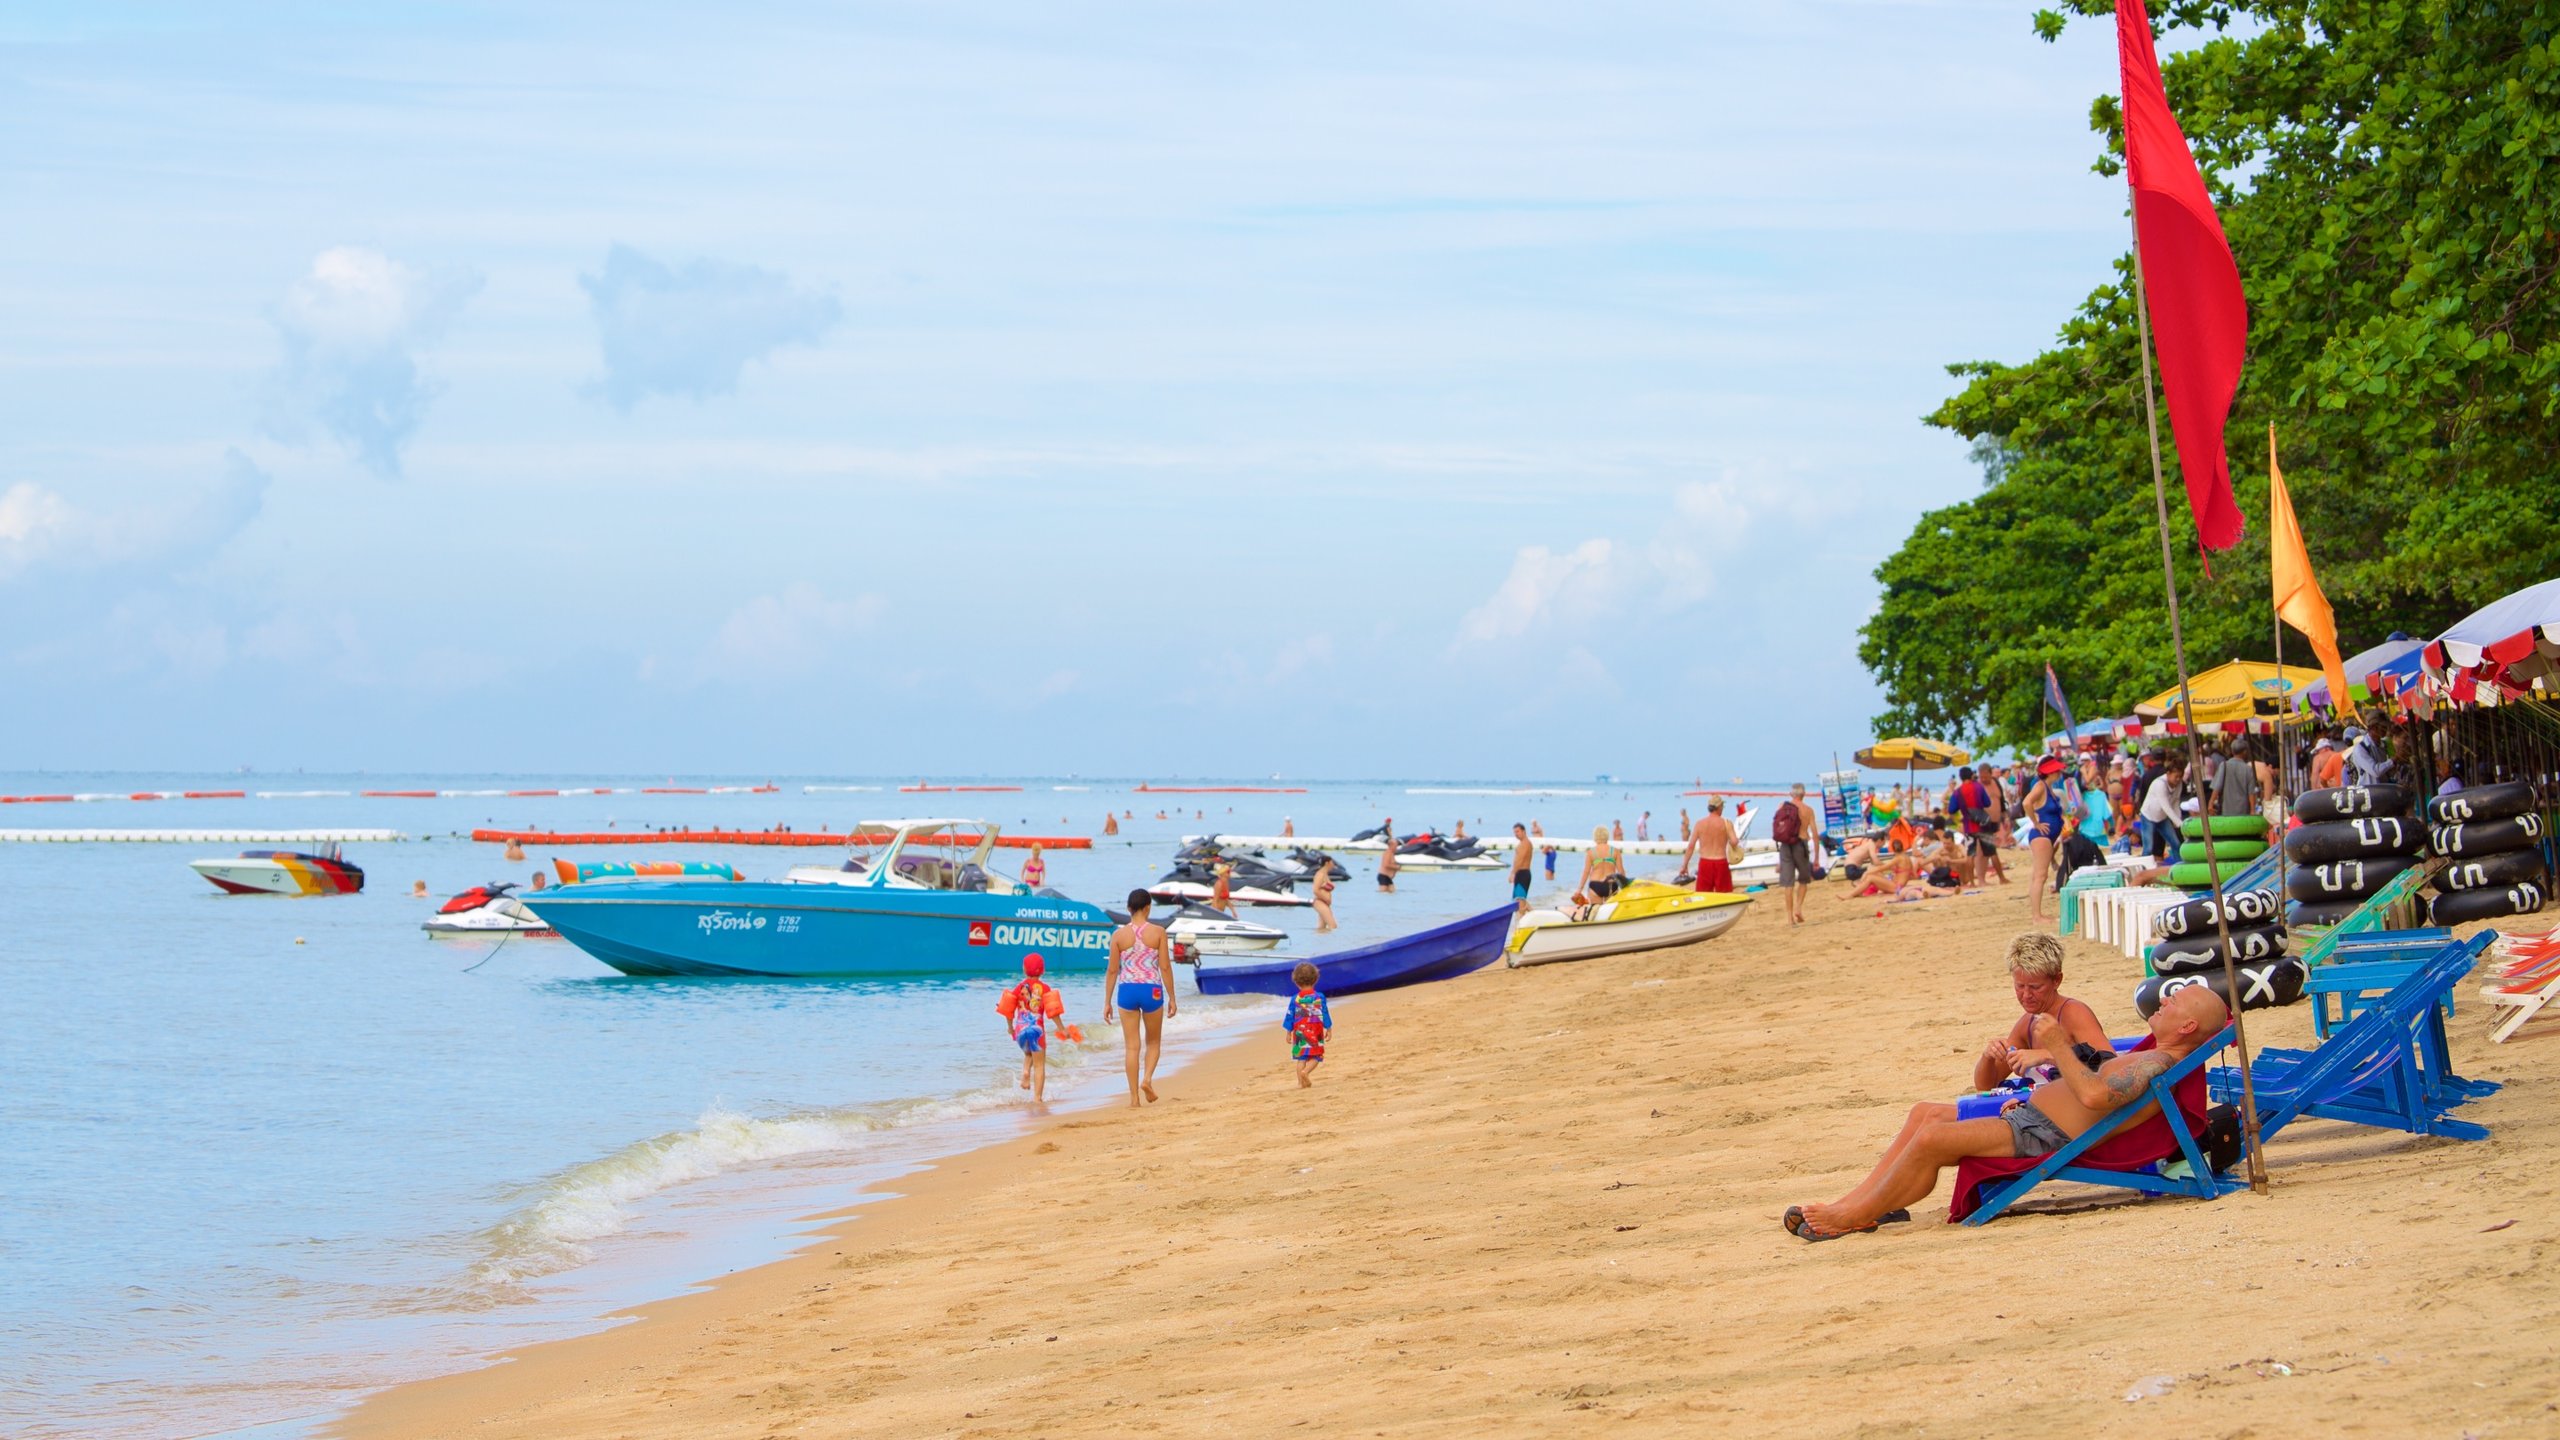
[2134,659,2323,723]
[1852,737,1972,769]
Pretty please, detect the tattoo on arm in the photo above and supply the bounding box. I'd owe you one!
[2102,1053,2169,1107]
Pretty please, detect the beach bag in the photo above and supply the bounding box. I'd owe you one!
[1770,802,1802,846]
[2202,1104,2243,1174]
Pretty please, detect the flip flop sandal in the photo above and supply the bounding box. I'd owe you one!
[1879,1209,1912,1224]
[1782,1205,1808,1237]
[1798,1219,1879,1243]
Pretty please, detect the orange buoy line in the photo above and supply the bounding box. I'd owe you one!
[470,828,1092,850]
[1131,783,1307,794]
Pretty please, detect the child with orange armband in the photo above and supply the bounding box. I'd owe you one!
[997,953,1069,1104]
[1281,961,1333,1089]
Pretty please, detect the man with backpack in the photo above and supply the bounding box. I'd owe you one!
[1950,766,2005,886]
[1772,782,1821,926]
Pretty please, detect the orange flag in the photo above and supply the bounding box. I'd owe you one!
[2267,426,2350,708]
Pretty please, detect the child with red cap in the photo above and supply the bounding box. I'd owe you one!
[997,953,1067,1103]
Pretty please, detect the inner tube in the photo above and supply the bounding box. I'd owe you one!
[2283,816,2423,863]
[2436,848,2549,894]
[2181,814,2272,841]
[2134,959,2307,1018]
[2287,897,2364,928]
[2428,881,2548,928]
[2167,860,2257,888]
[2177,837,2269,865]
[2293,785,2413,822]
[2153,888,2281,939]
[2149,923,2287,976]
[2430,813,2546,859]
[2427,782,2538,824]
[2283,852,2422,903]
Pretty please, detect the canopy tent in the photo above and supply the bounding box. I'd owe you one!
[2422,576,2560,700]
[2299,634,2425,712]
[2114,715,2284,740]
[2043,717,2121,750]
[2133,659,2322,723]
[1851,737,1971,769]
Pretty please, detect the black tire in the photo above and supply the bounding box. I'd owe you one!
[2284,816,2424,863]
[2284,852,2422,903]
[2152,888,2282,940]
[2436,849,2548,894]
[2287,897,2364,927]
[2428,881,2549,927]
[2293,785,2413,822]
[2427,782,2538,824]
[2134,959,2306,1018]
[2149,922,2288,976]
[2430,813,2546,859]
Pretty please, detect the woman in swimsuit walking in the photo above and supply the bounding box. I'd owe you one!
[2022,755,2067,922]
[1104,888,1176,1106]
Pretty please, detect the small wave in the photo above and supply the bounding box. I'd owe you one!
[471,996,1272,1288]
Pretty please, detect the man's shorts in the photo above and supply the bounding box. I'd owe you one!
[1775,840,1814,887]
[1511,869,1531,900]
[2002,1099,2071,1158]
[1966,834,1996,858]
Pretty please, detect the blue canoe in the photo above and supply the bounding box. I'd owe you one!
[1192,904,1514,997]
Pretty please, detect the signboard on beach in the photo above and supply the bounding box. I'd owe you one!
[1819,770,1864,833]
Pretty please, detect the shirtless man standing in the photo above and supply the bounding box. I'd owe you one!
[1685,798,1737,893]
[1509,823,1535,914]
[1785,985,2229,1240]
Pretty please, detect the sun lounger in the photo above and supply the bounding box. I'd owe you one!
[2212,931,2498,1141]
[1950,1030,2236,1226]
[2485,962,2560,1043]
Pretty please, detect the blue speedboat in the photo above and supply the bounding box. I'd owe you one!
[1191,904,1514,997]
[522,820,1117,978]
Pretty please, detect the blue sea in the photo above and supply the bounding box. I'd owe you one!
[0,773,1772,1438]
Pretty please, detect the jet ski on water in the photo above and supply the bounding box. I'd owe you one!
[1389,832,1502,870]
[1286,847,1349,881]
[1146,862,1310,907]
[1172,841,1313,889]
[423,882,557,937]
[1162,902,1286,953]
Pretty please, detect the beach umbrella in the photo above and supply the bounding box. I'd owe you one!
[2423,577,2560,698]
[2300,634,2425,712]
[2133,658,2322,723]
[1852,737,1971,810]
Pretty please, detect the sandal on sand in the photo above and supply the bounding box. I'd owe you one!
[1879,1209,1912,1224]
[1784,1206,1879,1243]
[1782,1205,1806,1237]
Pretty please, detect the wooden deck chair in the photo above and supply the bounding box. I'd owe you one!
[2486,968,2560,1043]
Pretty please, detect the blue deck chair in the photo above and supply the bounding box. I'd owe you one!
[2213,931,2496,1142]
[1954,1026,2240,1226]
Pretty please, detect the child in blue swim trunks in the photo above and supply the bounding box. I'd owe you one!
[997,953,1066,1103]
[1282,961,1332,1089]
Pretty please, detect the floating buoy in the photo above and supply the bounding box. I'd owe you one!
[2437,849,2548,893]
[2284,816,2423,864]
[2293,785,2413,822]
[2149,923,2287,975]
[2180,814,2271,841]
[2176,837,2269,865]
[2153,888,2281,940]
[2287,897,2362,928]
[2429,882,2547,927]
[2134,959,2305,1018]
[2427,782,2538,824]
[2430,813,2545,859]
[2284,852,2422,903]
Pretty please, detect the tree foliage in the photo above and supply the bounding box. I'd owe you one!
[1862,1,2560,749]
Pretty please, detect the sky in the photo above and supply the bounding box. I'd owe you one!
[0,1,2139,779]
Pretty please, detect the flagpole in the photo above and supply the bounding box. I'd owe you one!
[2131,216,2270,1194]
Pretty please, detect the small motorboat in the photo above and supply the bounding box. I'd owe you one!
[189,845,364,896]
[1506,880,1751,967]
[1163,903,1286,954]
[1193,904,1513,996]
[424,882,556,937]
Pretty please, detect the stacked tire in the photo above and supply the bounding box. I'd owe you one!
[2283,785,2426,928]
[2165,813,2272,889]
[2135,887,2304,1019]
[2425,782,2548,926]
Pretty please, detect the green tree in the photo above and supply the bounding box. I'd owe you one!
[1863,0,2560,749]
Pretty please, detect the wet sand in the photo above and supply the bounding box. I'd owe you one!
[338,881,2560,1438]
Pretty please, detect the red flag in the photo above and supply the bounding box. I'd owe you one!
[2118,0,2247,551]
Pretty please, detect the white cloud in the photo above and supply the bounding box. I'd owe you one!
[1455,538,1621,644]
[265,246,480,476]
[704,582,883,677]
[0,450,270,584]
[581,245,842,410]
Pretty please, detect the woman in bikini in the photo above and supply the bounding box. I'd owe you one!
[1311,864,1337,933]
[1103,888,1176,1107]
[1576,825,1626,908]
[1019,844,1047,891]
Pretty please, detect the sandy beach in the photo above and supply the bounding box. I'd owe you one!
[339,881,2560,1439]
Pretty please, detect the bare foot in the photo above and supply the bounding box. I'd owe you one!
[1141,1082,1159,1103]
[1017,1073,1030,1090]
[1298,1073,1312,1089]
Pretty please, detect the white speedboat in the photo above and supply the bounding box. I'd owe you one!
[1164,903,1286,954]
[423,882,556,937]
[1506,880,1752,967]
[190,845,365,896]
[1147,879,1312,908]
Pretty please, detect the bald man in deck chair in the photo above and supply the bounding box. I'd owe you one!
[1784,985,2230,1242]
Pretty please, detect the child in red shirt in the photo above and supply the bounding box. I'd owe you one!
[997,953,1068,1103]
